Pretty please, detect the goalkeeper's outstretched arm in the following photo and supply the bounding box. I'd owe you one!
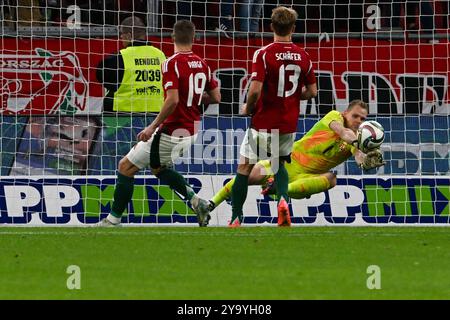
[329,120,359,146]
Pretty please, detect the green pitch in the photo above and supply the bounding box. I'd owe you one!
[0,227,449,299]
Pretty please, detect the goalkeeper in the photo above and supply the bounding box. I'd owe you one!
[209,100,385,212]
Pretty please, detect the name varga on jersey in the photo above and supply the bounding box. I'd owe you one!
[187,61,203,68]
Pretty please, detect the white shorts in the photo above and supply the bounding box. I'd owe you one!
[240,128,295,162]
[126,130,197,169]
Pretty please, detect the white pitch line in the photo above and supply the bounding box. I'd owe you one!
[0,230,305,237]
[0,229,448,237]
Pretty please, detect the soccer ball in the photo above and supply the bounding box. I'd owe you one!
[357,121,385,153]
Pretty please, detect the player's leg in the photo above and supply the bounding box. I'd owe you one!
[151,132,194,200]
[273,133,296,226]
[153,132,211,226]
[229,128,264,226]
[274,157,291,226]
[230,156,255,226]
[103,157,140,225]
[153,165,211,226]
[288,172,336,199]
[261,160,337,199]
[272,133,296,203]
[273,158,289,202]
[98,141,147,226]
[209,159,272,210]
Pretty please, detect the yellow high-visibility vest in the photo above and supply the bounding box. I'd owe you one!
[113,45,166,112]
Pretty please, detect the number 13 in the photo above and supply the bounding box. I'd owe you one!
[277,64,301,98]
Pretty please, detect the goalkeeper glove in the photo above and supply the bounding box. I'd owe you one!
[360,149,386,171]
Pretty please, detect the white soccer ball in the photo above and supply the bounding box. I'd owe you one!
[357,120,385,153]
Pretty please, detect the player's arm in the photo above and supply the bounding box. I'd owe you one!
[329,120,359,146]
[201,65,221,107]
[301,57,318,100]
[329,120,381,169]
[137,89,179,141]
[201,87,221,105]
[96,54,123,92]
[242,48,265,116]
[300,83,318,100]
[241,80,263,115]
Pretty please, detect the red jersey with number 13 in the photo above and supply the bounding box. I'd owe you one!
[161,51,218,135]
[250,42,316,134]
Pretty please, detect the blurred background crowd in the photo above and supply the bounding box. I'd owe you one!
[1,0,448,36]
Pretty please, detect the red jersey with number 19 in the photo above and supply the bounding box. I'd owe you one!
[250,42,316,134]
[161,51,218,135]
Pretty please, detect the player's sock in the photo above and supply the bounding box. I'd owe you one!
[288,175,330,199]
[274,164,289,203]
[156,168,195,201]
[211,178,235,207]
[231,173,248,223]
[110,172,135,219]
[212,175,272,208]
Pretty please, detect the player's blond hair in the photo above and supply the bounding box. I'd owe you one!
[271,6,298,36]
[172,20,195,45]
[347,100,369,113]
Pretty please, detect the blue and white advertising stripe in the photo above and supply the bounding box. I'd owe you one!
[0,176,449,226]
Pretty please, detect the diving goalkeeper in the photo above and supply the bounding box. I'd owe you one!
[209,100,385,221]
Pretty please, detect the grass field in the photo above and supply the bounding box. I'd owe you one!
[0,227,449,300]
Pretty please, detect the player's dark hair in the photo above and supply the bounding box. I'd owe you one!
[347,100,369,113]
[172,20,195,45]
[120,16,146,40]
[271,6,298,36]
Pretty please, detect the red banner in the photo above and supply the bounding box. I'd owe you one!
[1,37,449,114]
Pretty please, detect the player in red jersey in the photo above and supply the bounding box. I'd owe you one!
[229,6,318,227]
[98,20,221,227]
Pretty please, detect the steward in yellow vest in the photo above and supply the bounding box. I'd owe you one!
[96,16,166,112]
